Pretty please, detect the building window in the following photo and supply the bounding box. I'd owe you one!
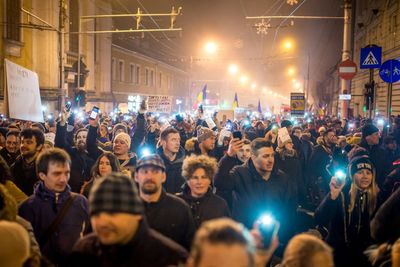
[119,60,125,82]
[150,69,155,87]
[145,68,149,86]
[135,65,141,84]
[158,72,162,88]
[130,64,135,83]
[6,0,21,42]
[167,75,171,89]
[111,58,116,81]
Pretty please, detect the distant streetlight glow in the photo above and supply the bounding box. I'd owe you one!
[239,75,248,84]
[282,38,295,51]
[228,64,239,75]
[204,41,218,54]
[287,67,296,76]
[251,83,257,89]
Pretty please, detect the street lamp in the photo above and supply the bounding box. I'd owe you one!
[239,75,248,85]
[204,41,218,55]
[228,64,239,75]
[287,66,296,76]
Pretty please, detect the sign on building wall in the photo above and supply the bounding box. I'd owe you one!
[4,59,44,122]
[290,92,305,116]
[147,95,172,113]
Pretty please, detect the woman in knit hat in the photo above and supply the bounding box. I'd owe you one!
[315,155,383,267]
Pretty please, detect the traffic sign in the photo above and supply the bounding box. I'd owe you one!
[339,94,351,100]
[379,59,400,83]
[338,59,357,80]
[360,46,382,69]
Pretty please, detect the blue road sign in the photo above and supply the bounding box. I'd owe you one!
[360,46,382,69]
[379,59,400,83]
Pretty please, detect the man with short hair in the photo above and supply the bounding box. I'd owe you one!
[12,129,44,195]
[70,173,188,267]
[134,154,196,250]
[18,148,90,266]
[55,111,95,192]
[0,131,20,167]
[215,138,296,246]
[157,126,186,194]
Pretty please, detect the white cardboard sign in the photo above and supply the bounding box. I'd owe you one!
[5,59,44,122]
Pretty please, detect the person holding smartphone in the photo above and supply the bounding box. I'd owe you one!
[315,155,383,267]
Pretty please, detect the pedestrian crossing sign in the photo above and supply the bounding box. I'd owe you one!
[360,46,382,69]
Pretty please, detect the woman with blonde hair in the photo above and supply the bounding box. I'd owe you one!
[315,155,382,267]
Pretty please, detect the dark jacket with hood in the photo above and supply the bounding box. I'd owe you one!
[215,158,296,244]
[315,186,381,267]
[12,156,38,196]
[177,185,230,229]
[157,146,186,194]
[55,123,95,192]
[70,218,188,267]
[18,182,91,266]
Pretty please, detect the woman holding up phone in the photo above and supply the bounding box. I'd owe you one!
[315,156,382,267]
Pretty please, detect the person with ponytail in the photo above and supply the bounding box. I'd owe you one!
[315,155,383,267]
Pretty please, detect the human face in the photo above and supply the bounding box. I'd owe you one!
[42,143,53,152]
[38,161,70,193]
[113,138,129,156]
[366,132,380,146]
[135,166,166,195]
[202,136,216,151]
[5,135,19,154]
[293,129,302,139]
[91,212,141,245]
[75,130,87,150]
[99,126,108,138]
[353,169,373,190]
[251,146,275,174]
[190,243,250,267]
[20,136,41,158]
[386,142,397,151]
[162,133,180,154]
[237,144,251,163]
[324,131,337,146]
[188,168,211,198]
[98,156,112,177]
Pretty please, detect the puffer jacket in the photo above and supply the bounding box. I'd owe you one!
[19,182,91,266]
[157,146,186,194]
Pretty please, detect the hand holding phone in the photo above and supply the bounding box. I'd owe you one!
[90,106,100,120]
[232,131,242,140]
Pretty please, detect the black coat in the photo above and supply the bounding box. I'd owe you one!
[143,190,196,250]
[371,187,400,244]
[0,147,19,167]
[215,158,296,244]
[157,146,186,194]
[55,123,95,193]
[69,219,188,267]
[11,157,38,196]
[214,154,243,210]
[177,186,231,229]
[315,188,379,267]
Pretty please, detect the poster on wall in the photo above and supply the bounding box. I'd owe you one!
[290,92,305,116]
[147,95,172,113]
[4,59,44,122]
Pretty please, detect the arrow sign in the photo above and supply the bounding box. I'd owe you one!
[360,46,382,69]
[338,59,357,80]
[379,59,400,83]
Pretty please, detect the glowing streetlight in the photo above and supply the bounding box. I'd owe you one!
[287,66,296,76]
[228,64,239,75]
[239,75,248,85]
[251,83,257,89]
[204,41,218,54]
[282,38,295,51]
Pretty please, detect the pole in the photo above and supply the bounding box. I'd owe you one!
[369,68,374,119]
[59,0,66,111]
[340,0,352,119]
[306,52,310,113]
[387,83,393,118]
[77,17,81,98]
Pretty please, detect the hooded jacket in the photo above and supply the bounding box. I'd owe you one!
[157,146,186,194]
[18,182,91,266]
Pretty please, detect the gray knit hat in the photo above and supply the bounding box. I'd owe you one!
[89,173,143,215]
[197,126,216,143]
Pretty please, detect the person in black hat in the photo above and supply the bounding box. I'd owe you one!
[70,172,188,267]
[134,154,196,250]
[354,123,391,188]
[315,156,383,267]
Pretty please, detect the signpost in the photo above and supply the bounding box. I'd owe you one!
[338,59,357,80]
[379,59,400,118]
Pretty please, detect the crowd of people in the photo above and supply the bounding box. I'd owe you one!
[0,102,399,267]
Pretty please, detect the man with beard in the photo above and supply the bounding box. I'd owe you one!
[215,138,251,210]
[134,154,195,250]
[157,127,186,194]
[0,131,21,167]
[55,111,94,192]
[12,128,44,195]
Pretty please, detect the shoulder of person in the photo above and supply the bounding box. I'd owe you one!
[165,193,191,209]
[72,232,99,253]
